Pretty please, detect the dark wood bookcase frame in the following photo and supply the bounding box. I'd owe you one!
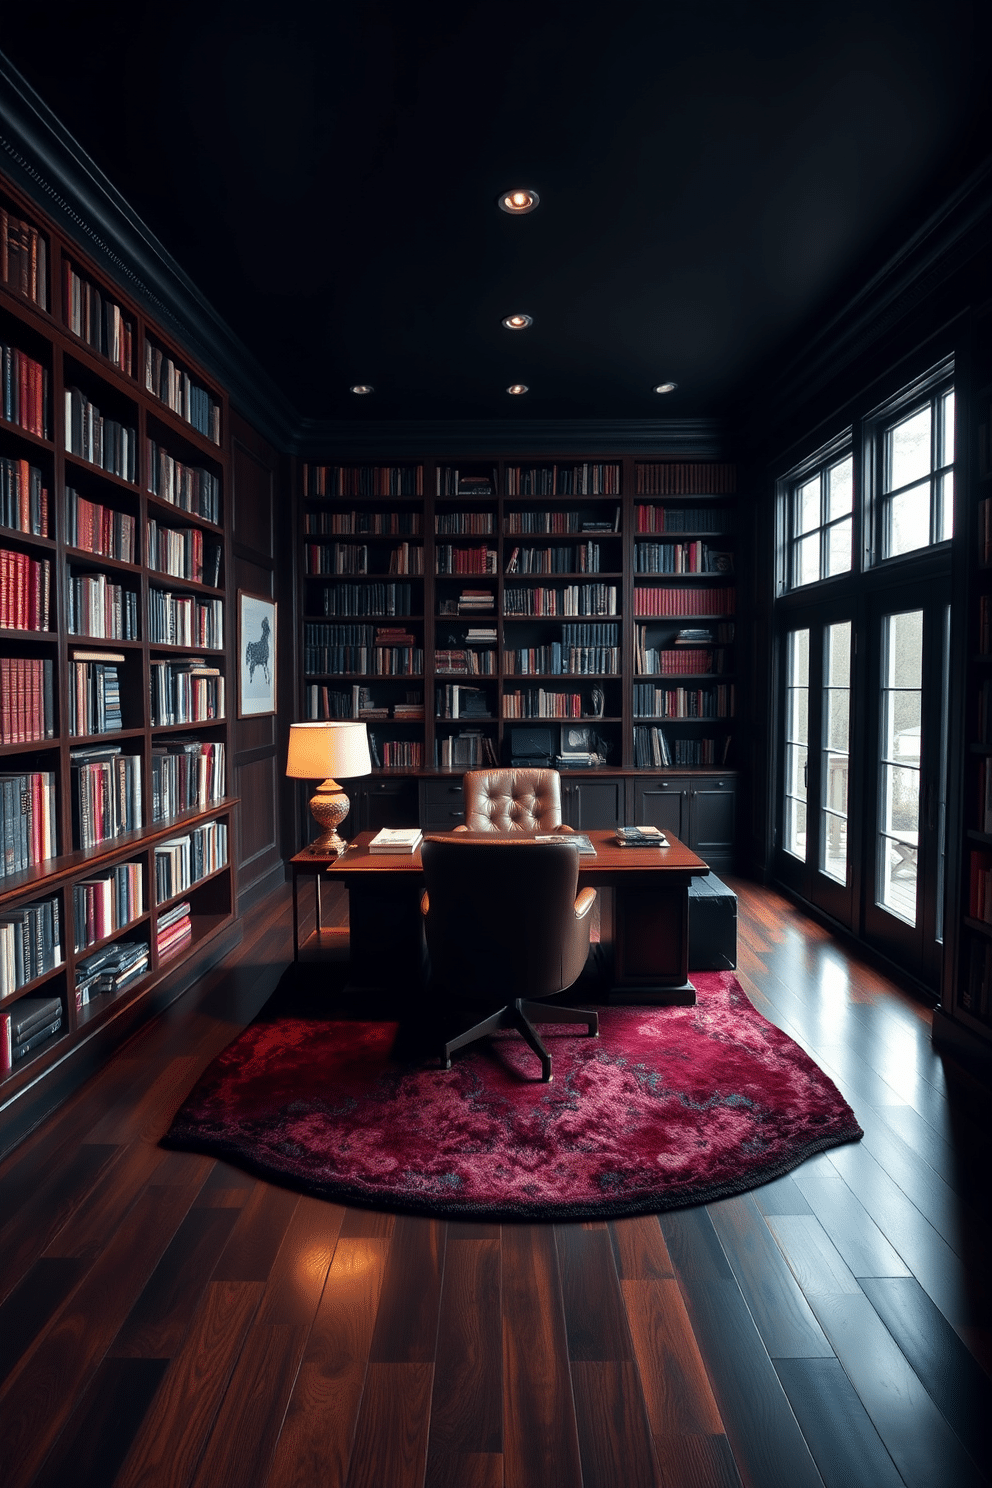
[0,172,239,1150]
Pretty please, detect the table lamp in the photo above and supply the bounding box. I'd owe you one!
[286,721,372,855]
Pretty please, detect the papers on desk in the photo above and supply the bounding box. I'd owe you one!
[535,834,597,855]
[368,827,424,854]
[615,825,669,847]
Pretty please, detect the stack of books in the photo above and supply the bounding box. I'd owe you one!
[74,939,149,1006]
[368,828,423,854]
[0,995,63,1071]
[157,901,192,964]
[615,825,669,848]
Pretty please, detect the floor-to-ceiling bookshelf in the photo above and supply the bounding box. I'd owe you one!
[298,456,739,864]
[0,175,237,1132]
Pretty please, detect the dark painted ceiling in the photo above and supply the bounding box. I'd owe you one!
[2,1,990,424]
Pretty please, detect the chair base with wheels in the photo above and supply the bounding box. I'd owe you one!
[442,996,599,1083]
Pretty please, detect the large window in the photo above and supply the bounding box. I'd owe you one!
[786,446,853,590]
[876,385,954,560]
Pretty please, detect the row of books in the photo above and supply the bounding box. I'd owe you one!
[69,654,122,736]
[504,509,620,535]
[73,860,144,951]
[154,819,228,901]
[303,625,425,677]
[632,727,730,767]
[66,573,139,640]
[66,487,137,562]
[505,543,602,574]
[504,584,619,617]
[376,740,424,768]
[434,647,496,675]
[147,441,220,524]
[0,770,56,877]
[304,509,422,535]
[144,343,221,445]
[633,586,736,617]
[63,262,133,375]
[75,939,148,1007]
[503,690,585,720]
[146,520,221,586]
[64,388,137,481]
[635,504,734,534]
[961,934,992,1023]
[147,590,224,649]
[0,657,55,743]
[505,464,621,496]
[1,456,49,537]
[435,685,491,720]
[1,207,48,309]
[1,344,47,438]
[634,543,734,574]
[150,660,225,726]
[151,741,225,821]
[0,897,62,997]
[435,470,495,497]
[503,645,620,675]
[0,547,51,630]
[305,465,423,497]
[636,646,729,676]
[633,684,736,718]
[70,747,142,849]
[434,511,493,534]
[157,901,192,965]
[436,545,498,574]
[1,996,63,1074]
[320,583,416,617]
[305,685,425,720]
[634,463,736,495]
[434,729,498,768]
[968,850,992,924]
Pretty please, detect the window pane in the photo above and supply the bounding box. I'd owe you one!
[886,405,931,492]
[797,476,820,533]
[877,611,922,926]
[887,609,923,689]
[798,533,820,586]
[785,630,809,861]
[939,470,953,543]
[887,480,931,557]
[827,516,852,576]
[821,622,851,885]
[940,389,955,467]
[828,457,853,517]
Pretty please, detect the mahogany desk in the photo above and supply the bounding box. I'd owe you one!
[291,829,708,1005]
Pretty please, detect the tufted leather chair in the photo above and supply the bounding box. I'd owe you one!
[456,767,574,833]
[421,835,598,1081]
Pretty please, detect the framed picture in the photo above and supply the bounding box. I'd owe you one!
[238,591,276,717]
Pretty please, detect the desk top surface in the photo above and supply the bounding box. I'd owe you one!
[293,829,707,878]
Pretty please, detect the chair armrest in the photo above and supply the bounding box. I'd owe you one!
[555,824,576,833]
[574,887,597,920]
[452,823,469,832]
[420,890,430,916]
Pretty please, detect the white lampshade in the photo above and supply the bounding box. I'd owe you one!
[286,721,372,781]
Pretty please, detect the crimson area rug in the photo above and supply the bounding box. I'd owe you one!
[163,971,862,1220]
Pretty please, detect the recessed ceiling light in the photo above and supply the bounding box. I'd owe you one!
[507,384,529,395]
[653,382,678,394]
[502,313,533,330]
[350,384,373,395]
[499,188,540,215]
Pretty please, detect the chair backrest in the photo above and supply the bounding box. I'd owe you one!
[461,767,563,832]
[421,836,583,1001]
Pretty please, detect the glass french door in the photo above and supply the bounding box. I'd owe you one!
[863,587,951,982]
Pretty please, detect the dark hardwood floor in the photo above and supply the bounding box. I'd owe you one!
[1,876,991,1488]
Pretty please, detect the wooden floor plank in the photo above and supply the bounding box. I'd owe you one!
[707,1194,834,1359]
[609,1214,675,1280]
[0,1257,88,1386]
[570,1359,662,1488]
[0,1142,122,1302]
[802,1290,989,1488]
[114,1279,264,1488]
[369,1214,446,1363]
[621,1278,726,1437]
[256,1194,346,1326]
[501,1224,583,1488]
[189,1322,310,1488]
[29,1357,169,1488]
[425,1235,502,1484]
[556,1223,633,1361]
[789,1173,912,1278]
[264,1236,389,1488]
[773,1357,906,1488]
[110,1205,241,1359]
[344,1361,435,1488]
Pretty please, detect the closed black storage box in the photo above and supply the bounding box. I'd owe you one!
[688,872,738,970]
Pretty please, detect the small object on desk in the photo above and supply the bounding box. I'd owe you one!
[616,825,669,847]
[368,827,424,854]
[535,833,597,855]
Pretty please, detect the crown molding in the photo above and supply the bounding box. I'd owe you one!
[288,417,725,459]
[0,52,296,451]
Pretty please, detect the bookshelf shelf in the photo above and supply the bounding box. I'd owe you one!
[0,170,237,1114]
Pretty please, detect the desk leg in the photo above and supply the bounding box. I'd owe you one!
[346,878,426,990]
[608,882,696,1005]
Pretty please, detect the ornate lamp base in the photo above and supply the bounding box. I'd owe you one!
[307,778,352,855]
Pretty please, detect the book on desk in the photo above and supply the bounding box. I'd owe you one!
[368,827,424,854]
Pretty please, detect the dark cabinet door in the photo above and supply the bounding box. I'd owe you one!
[356,778,420,832]
[629,778,689,839]
[562,776,625,829]
[419,779,467,831]
[690,780,736,868]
